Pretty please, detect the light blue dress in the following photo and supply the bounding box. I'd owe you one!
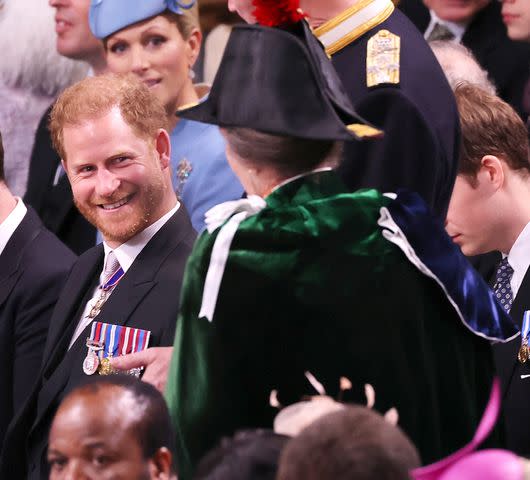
[170,119,243,232]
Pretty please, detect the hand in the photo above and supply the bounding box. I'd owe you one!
[110,347,173,392]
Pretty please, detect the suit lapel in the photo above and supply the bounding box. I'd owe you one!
[41,246,103,374]
[510,267,530,328]
[0,209,42,307]
[91,207,192,329]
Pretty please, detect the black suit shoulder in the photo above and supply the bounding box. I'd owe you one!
[333,9,459,216]
[0,207,75,449]
[24,106,96,255]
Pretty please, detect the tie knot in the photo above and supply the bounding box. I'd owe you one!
[102,251,121,284]
[496,257,514,277]
[427,23,456,42]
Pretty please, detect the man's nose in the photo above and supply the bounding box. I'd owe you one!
[95,168,121,198]
[62,460,90,480]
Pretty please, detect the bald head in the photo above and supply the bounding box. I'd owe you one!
[48,376,175,480]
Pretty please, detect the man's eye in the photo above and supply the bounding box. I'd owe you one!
[48,457,67,471]
[93,455,111,467]
[79,166,95,174]
[113,156,129,165]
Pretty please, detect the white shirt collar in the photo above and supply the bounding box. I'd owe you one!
[507,221,530,298]
[102,202,180,275]
[425,10,468,43]
[0,198,27,256]
[271,167,333,194]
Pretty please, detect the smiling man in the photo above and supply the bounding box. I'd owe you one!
[0,73,196,480]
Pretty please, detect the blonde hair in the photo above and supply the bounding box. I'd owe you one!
[50,73,168,160]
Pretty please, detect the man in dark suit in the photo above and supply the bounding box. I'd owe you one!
[446,83,530,455]
[0,74,196,480]
[24,0,107,255]
[399,0,530,118]
[0,131,75,450]
[228,0,460,218]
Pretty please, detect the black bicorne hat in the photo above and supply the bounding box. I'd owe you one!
[177,22,383,142]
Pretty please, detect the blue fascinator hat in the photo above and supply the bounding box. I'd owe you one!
[89,0,196,39]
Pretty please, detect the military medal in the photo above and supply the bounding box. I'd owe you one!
[86,321,152,376]
[518,311,530,364]
[175,157,193,196]
[83,339,103,375]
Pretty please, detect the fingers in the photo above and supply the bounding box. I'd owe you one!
[110,349,151,370]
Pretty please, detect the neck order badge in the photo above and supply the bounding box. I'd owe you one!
[518,311,530,364]
[82,322,151,376]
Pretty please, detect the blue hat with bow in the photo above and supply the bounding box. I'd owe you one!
[89,0,196,39]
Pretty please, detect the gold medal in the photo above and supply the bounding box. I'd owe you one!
[518,343,529,364]
[98,357,114,376]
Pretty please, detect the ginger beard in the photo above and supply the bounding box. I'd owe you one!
[74,162,167,246]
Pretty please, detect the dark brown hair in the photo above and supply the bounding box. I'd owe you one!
[223,128,342,177]
[454,83,530,184]
[277,406,420,480]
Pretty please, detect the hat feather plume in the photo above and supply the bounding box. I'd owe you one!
[252,0,306,27]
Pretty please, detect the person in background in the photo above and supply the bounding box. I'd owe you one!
[0,130,76,449]
[228,0,460,218]
[24,0,109,254]
[446,83,530,455]
[48,375,177,480]
[277,406,420,480]
[193,430,289,480]
[0,73,195,480]
[89,0,243,232]
[501,0,530,131]
[398,0,530,117]
[165,17,515,478]
[0,0,86,197]
[428,40,495,93]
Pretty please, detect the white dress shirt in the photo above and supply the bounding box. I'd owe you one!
[425,10,468,43]
[0,197,27,256]
[507,221,530,298]
[68,202,180,348]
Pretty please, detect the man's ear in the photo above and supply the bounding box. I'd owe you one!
[155,129,171,170]
[148,447,173,479]
[478,155,505,191]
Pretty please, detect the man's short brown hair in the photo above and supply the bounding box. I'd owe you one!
[49,73,168,160]
[454,83,530,183]
[277,406,420,480]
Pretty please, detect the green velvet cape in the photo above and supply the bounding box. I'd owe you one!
[165,171,495,479]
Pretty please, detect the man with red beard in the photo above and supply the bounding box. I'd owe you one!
[0,73,196,480]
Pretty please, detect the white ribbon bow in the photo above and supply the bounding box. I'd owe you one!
[199,195,267,322]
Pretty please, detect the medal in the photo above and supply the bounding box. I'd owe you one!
[83,339,103,375]
[98,357,114,376]
[518,342,529,364]
[518,311,530,365]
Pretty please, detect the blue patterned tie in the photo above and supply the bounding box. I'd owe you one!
[493,257,514,313]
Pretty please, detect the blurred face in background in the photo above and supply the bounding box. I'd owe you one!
[105,14,201,117]
[423,0,490,22]
[227,0,256,23]
[49,0,105,65]
[502,0,530,42]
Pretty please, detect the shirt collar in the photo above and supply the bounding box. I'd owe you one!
[507,221,530,297]
[102,202,180,273]
[0,198,27,256]
[425,10,468,42]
